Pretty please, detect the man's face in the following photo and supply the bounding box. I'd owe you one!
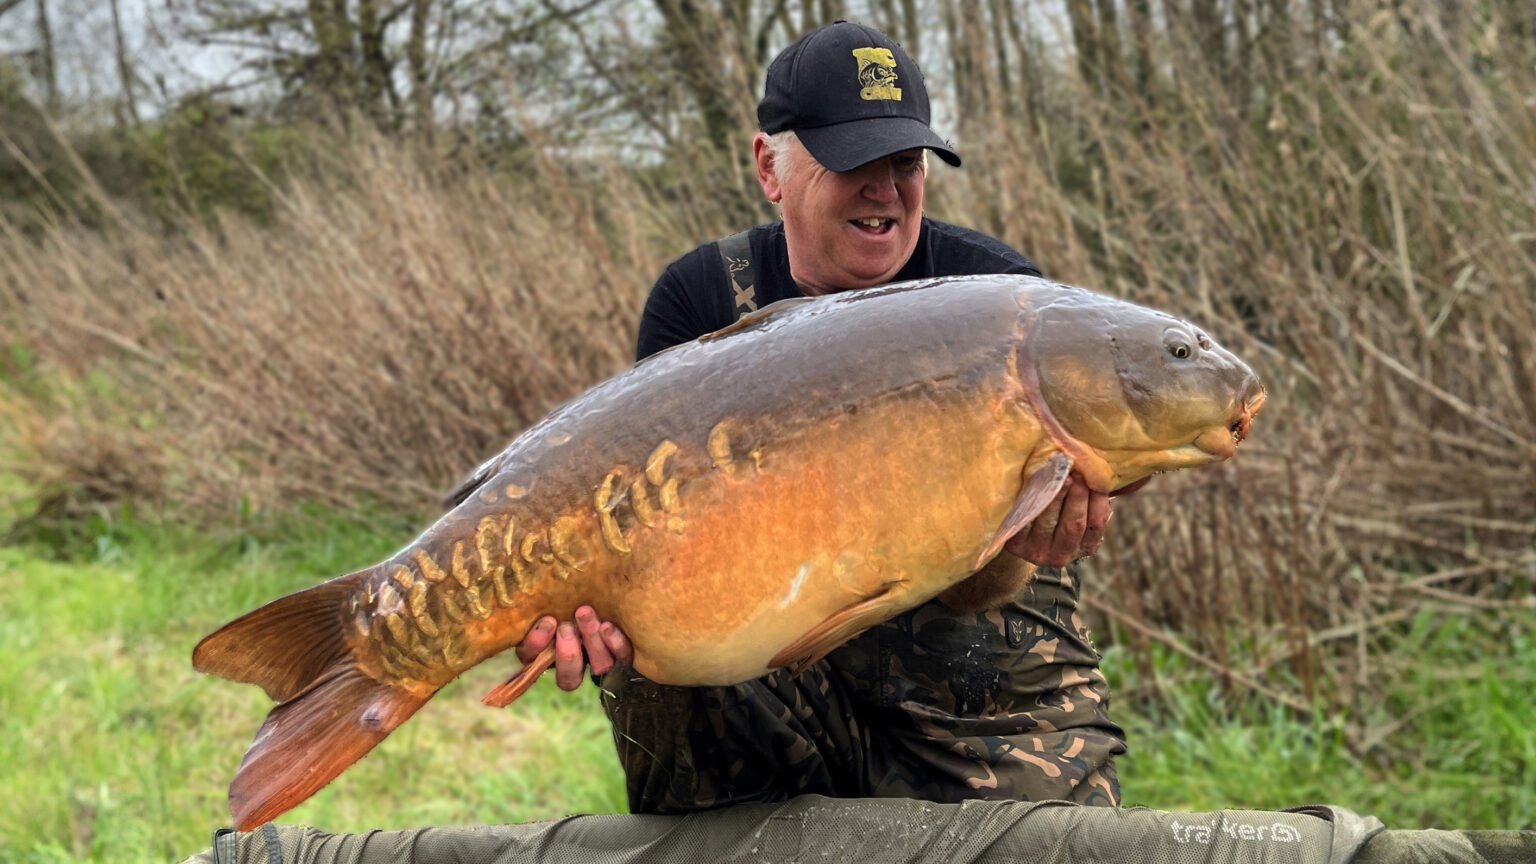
[763,137,926,295]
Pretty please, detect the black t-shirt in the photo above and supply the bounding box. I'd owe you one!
[635,218,1043,360]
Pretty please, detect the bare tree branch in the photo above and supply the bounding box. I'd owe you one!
[408,0,433,141]
[110,0,142,126]
[536,0,676,146]
[34,0,57,110]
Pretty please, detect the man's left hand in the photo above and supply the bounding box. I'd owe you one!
[1003,476,1112,567]
[515,606,634,691]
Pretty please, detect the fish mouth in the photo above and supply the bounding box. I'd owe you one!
[1194,387,1266,459]
[1231,387,1265,444]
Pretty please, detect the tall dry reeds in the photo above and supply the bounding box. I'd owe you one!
[927,3,1536,714]
[0,132,750,516]
[0,1,1531,719]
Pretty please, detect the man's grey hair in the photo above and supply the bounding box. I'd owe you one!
[763,130,927,185]
[762,130,803,185]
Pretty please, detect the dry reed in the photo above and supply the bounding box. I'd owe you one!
[0,133,726,515]
[927,3,1536,719]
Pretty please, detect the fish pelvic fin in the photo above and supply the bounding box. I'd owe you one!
[192,568,373,702]
[770,582,906,676]
[229,667,432,830]
[975,452,1073,570]
[481,644,556,708]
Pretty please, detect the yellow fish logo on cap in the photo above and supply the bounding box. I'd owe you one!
[853,47,902,101]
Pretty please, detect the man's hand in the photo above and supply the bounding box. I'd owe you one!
[516,606,634,691]
[1003,476,1113,567]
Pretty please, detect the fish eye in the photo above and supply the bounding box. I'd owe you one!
[1163,326,1198,360]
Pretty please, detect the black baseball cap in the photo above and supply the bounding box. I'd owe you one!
[757,20,961,172]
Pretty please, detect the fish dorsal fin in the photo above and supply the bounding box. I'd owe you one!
[975,452,1073,570]
[698,296,818,343]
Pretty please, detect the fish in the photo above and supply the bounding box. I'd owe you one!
[193,273,1265,830]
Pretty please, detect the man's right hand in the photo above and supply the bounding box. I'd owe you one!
[516,606,634,691]
[1003,475,1114,567]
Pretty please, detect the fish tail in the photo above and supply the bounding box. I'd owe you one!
[192,568,434,829]
[193,569,373,701]
[228,667,430,830]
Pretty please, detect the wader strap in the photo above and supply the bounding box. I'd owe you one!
[718,230,759,320]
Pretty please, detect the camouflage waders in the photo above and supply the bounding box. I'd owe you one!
[598,565,1126,814]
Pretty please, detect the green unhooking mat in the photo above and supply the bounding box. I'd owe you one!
[179,795,1534,864]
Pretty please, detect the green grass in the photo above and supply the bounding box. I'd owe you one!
[1107,616,1536,830]
[0,496,1529,863]
[0,504,625,864]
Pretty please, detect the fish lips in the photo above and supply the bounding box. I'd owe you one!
[1192,386,1267,460]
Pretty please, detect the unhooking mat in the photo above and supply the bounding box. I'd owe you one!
[179,794,1535,864]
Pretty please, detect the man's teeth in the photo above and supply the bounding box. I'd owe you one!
[855,218,887,227]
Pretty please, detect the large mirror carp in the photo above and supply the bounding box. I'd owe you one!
[194,274,1265,829]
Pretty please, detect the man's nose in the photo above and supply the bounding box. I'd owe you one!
[859,162,899,202]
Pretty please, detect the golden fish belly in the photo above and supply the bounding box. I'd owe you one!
[357,392,1041,689]
[607,380,1042,685]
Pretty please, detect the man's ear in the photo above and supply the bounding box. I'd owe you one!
[753,133,783,203]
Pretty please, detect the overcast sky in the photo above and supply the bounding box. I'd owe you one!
[0,0,1071,135]
[0,0,247,106]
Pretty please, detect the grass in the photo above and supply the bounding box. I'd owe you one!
[1107,622,1536,830]
[1,496,1530,864]
[0,503,626,864]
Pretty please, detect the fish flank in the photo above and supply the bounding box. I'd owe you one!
[501,515,518,557]
[463,584,492,620]
[645,440,678,483]
[630,479,659,527]
[708,422,738,477]
[550,515,588,571]
[490,565,515,605]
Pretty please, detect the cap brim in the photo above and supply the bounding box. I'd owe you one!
[796,116,962,172]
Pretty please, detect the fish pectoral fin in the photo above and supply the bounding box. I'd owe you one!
[975,452,1074,570]
[769,584,905,677]
[481,646,556,709]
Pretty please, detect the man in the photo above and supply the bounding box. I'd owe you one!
[517,19,1126,813]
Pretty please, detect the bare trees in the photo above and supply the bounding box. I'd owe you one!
[3,0,1534,186]
[169,0,440,134]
